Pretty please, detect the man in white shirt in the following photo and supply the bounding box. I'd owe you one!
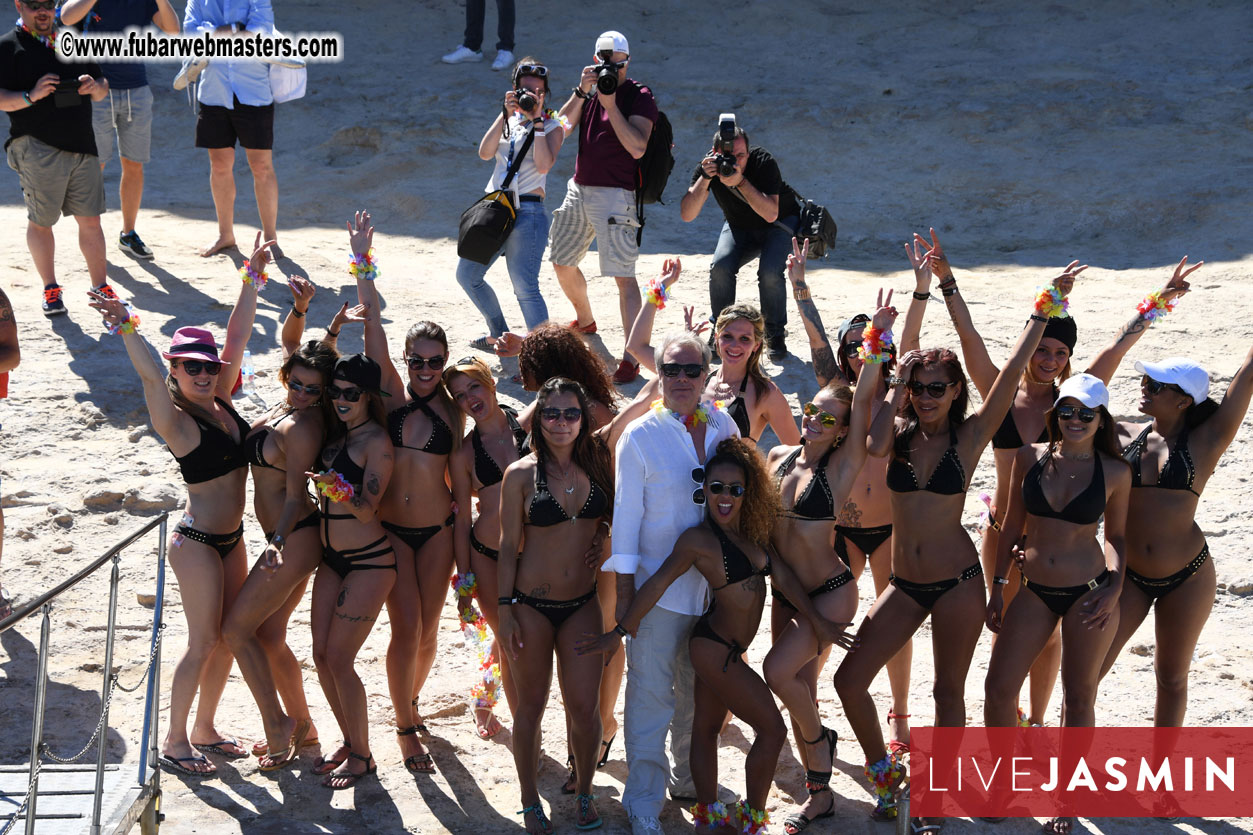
[605,330,738,835]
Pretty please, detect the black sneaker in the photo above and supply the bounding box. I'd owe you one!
[767,335,788,362]
[42,283,65,317]
[118,230,154,260]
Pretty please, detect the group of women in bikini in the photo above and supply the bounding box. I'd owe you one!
[88,216,1252,835]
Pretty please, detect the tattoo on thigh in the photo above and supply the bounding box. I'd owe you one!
[334,611,375,623]
[337,586,349,608]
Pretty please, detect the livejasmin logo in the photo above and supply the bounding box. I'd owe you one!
[911,727,1253,818]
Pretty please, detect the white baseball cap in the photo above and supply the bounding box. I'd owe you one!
[596,31,629,55]
[1055,372,1109,410]
[1135,358,1210,403]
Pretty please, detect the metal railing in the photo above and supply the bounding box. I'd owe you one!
[0,514,168,835]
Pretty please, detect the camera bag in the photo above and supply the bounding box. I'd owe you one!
[793,198,838,259]
[457,127,536,265]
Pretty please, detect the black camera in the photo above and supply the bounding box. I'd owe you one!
[595,52,621,95]
[713,113,737,177]
[53,76,83,108]
[515,89,537,113]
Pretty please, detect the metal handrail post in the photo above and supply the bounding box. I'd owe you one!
[25,604,52,835]
[139,517,167,787]
[90,555,122,834]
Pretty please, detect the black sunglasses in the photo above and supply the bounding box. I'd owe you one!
[840,342,861,358]
[907,380,957,398]
[328,384,364,402]
[1056,404,1097,424]
[22,0,57,9]
[177,360,221,377]
[660,363,704,379]
[690,466,706,505]
[288,381,322,396]
[405,354,446,371]
[540,407,583,423]
[1142,376,1185,397]
[707,481,746,497]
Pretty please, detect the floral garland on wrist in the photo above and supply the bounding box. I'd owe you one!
[732,800,769,834]
[451,572,477,597]
[651,398,725,430]
[240,259,268,291]
[1136,290,1176,322]
[644,278,671,309]
[1033,285,1069,319]
[858,327,893,365]
[689,801,729,828]
[462,610,502,712]
[106,305,140,336]
[349,249,379,281]
[314,469,354,503]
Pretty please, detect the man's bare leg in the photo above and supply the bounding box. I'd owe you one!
[201,147,237,256]
[553,262,594,328]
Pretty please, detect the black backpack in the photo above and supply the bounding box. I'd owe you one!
[634,109,675,243]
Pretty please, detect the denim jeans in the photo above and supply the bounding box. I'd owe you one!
[455,199,550,336]
[462,0,514,52]
[708,216,798,343]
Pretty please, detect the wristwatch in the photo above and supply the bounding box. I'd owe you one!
[887,376,905,388]
[572,86,591,100]
[269,534,285,549]
[613,623,629,638]
[993,576,1009,586]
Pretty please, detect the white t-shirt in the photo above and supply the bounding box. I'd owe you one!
[485,113,554,199]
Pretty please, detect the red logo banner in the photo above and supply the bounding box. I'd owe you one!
[911,727,1252,818]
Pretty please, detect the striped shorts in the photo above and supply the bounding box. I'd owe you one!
[547,178,639,278]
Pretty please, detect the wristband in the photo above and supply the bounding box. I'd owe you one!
[644,278,671,309]
[327,329,340,338]
[1029,313,1048,323]
[270,534,285,549]
[613,623,629,638]
[240,259,267,291]
[941,286,959,297]
[291,307,305,319]
[348,248,379,281]
[1136,290,1176,323]
[498,596,515,606]
[573,86,591,100]
[993,576,1009,586]
[22,91,32,106]
[793,287,811,301]
[912,291,930,301]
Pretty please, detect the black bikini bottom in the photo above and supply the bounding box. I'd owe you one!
[1022,568,1111,617]
[470,529,499,561]
[1126,543,1209,602]
[691,603,747,672]
[891,562,983,610]
[176,522,244,559]
[382,513,455,552]
[263,509,320,543]
[513,586,597,630]
[834,524,893,566]
[771,567,856,613]
[322,523,397,579]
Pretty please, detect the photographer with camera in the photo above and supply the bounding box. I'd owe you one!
[455,57,566,347]
[680,116,800,362]
[551,30,656,384]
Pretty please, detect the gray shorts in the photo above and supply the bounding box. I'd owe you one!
[547,179,639,278]
[5,135,105,227]
[92,85,154,165]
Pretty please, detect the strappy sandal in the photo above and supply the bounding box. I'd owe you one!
[322,751,376,790]
[574,793,602,830]
[518,802,554,835]
[784,728,837,834]
[888,711,911,756]
[1040,818,1073,835]
[397,725,435,773]
[258,718,311,772]
[596,733,615,768]
[561,754,577,795]
[253,732,319,757]
[312,742,350,775]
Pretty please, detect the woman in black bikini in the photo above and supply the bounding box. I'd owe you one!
[834,265,1076,822]
[89,237,272,777]
[580,439,852,835]
[762,302,888,835]
[496,377,613,834]
[306,353,396,789]
[1100,349,1253,727]
[445,356,530,739]
[221,280,342,772]
[349,211,458,773]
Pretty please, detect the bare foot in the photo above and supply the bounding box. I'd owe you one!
[200,236,237,257]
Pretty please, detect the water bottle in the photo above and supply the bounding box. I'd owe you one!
[241,350,256,396]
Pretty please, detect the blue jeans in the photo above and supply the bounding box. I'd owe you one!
[455,199,550,336]
[708,216,798,343]
[463,0,514,52]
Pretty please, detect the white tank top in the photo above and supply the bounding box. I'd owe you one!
[485,114,550,199]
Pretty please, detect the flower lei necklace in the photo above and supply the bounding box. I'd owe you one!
[18,23,56,52]
[651,398,726,429]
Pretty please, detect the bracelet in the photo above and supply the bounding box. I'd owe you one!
[887,376,905,388]
[993,576,1009,586]
[572,86,591,100]
[270,534,285,549]
[793,287,811,301]
[942,286,958,297]
[1136,290,1176,323]
[451,572,477,595]
[348,248,379,281]
[327,329,340,338]
[613,623,629,638]
[644,278,671,310]
[291,307,305,319]
[1029,313,1048,323]
[1033,285,1069,318]
[106,310,140,336]
[497,596,515,606]
[314,469,354,503]
[22,91,32,106]
[240,259,267,291]
[912,291,930,301]
[858,326,894,365]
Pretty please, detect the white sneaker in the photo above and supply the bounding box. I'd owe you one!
[173,56,209,91]
[441,45,483,64]
[629,816,663,835]
[491,50,514,71]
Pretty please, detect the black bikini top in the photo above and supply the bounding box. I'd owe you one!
[1022,452,1106,525]
[776,445,837,520]
[244,411,292,471]
[526,460,609,527]
[1123,424,1199,497]
[992,406,1049,450]
[173,397,252,485]
[472,405,530,488]
[886,425,967,495]
[708,518,770,591]
[328,439,367,495]
[389,387,453,456]
[708,373,751,440]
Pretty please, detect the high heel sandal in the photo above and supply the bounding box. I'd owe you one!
[888,710,911,756]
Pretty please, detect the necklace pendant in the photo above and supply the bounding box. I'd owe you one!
[564,484,576,494]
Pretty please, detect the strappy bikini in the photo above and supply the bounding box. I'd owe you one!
[886,426,967,495]
[692,520,770,671]
[833,524,893,566]
[320,436,396,578]
[172,397,251,484]
[472,405,530,488]
[389,387,454,456]
[526,461,609,527]
[1123,424,1200,497]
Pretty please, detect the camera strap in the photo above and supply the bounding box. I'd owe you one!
[499,124,537,194]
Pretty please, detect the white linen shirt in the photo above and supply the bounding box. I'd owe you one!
[605,407,739,616]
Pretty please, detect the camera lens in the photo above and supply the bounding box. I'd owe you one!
[516,90,537,111]
[596,65,619,95]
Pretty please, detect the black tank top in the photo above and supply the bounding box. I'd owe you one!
[173,397,252,484]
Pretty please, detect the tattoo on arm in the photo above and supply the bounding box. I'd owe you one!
[1113,315,1146,347]
[0,294,13,323]
[367,475,380,496]
[795,295,837,384]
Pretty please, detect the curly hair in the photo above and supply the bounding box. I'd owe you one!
[281,339,339,429]
[519,323,617,411]
[532,377,614,516]
[703,438,779,549]
[894,347,969,462]
[714,303,768,400]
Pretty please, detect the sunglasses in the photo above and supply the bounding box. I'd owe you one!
[22,0,57,9]
[288,381,322,396]
[840,342,862,358]
[1142,376,1185,397]
[328,384,364,402]
[176,360,221,376]
[660,363,704,379]
[540,407,583,423]
[906,380,957,398]
[690,466,706,505]
[516,63,548,78]
[405,354,446,371]
[1055,404,1097,424]
[707,481,746,497]
[803,402,839,427]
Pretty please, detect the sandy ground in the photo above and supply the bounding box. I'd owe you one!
[1,0,1252,833]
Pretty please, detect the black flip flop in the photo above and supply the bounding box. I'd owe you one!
[194,738,248,759]
[159,753,215,777]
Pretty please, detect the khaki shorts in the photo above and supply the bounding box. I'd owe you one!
[547,179,639,278]
[5,135,105,227]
